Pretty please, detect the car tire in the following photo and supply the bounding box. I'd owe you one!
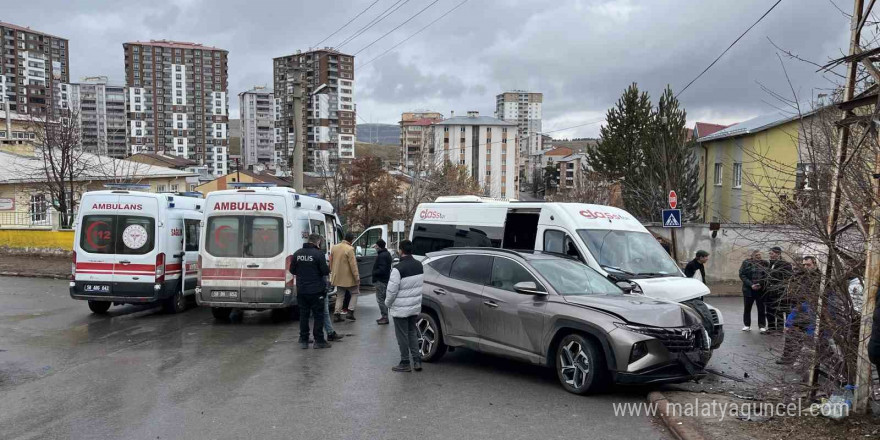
[211,307,232,322]
[417,312,447,362]
[555,333,608,395]
[87,300,111,314]
[162,289,187,314]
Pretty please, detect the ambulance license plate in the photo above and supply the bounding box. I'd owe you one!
[211,290,238,298]
[84,284,110,293]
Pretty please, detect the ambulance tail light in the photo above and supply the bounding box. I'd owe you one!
[71,251,76,280]
[197,255,202,271]
[155,252,166,283]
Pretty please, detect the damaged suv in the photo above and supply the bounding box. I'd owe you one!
[417,249,710,394]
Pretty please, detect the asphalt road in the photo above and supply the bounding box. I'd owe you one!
[0,276,671,440]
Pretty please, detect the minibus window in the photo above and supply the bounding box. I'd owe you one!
[184,219,200,252]
[206,216,241,257]
[81,215,115,254]
[246,217,283,258]
[310,220,327,251]
[117,216,156,255]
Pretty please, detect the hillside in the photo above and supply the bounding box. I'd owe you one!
[357,123,400,145]
[355,142,401,168]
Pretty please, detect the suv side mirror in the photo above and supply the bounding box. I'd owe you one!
[616,281,634,293]
[514,281,547,295]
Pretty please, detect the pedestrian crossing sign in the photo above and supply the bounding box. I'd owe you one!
[662,209,681,228]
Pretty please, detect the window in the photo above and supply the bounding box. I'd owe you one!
[206,216,284,258]
[531,259,621,296]
[449,254,492,285]
[309,219,327,251]
[579,229,680,277]
[79,215,156,255]
[796,163,816,190]
[30,194,48,223]
[157,184,166,192]
[183,219,200,251]
[426,255,455,277]
[412,223,502,255]
[732,163,742,188]
[714,163,723,186]
[170,184,179,192]
[544,230,582,260]
[489,257,543,292]
[354,228,382,256]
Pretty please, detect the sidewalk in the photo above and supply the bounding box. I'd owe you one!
[0,253,70,279]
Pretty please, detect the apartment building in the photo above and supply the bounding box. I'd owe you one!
[273,48,355,172]
[0,22,69,116]
[60,77,128,157]
[399,111,443,173]
[239,86,275,168]
[123,40,229,176]
[495,90,543,179]
[433,111,518,199]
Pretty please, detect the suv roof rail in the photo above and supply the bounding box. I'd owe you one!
[427,247,526,257]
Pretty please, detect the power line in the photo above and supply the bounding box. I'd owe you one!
[336,0,412,50]
[313,0,382,48]
[676,0,784,98]
[359,0,469,68]
[353,0,442,56]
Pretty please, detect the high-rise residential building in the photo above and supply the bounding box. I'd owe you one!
[0,22,69,116]
[239,86,276,168]
[273,48,356,173]
[495,90,543,179]
[399,111,443,173]
[123,40,229,177]
[433,111,518,199]
[60,76,128,157]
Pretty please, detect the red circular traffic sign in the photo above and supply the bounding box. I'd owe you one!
[668,190,677,209]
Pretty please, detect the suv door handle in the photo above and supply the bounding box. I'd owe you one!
[246,264,260,268]
[119,260,131,265]
[483,301,499,308]
[433,288,447,295]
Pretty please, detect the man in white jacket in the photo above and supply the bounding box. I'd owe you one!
[385,240,424,372]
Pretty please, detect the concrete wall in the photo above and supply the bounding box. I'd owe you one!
[648,223,801,283]
[0,229,73,254]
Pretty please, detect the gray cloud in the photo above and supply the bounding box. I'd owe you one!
[2,0,852,137]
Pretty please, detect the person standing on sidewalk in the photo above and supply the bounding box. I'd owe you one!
[684,250,709,284]
[330,232,360,322]
[765,246,793,332]
[372,239,393,325]
[290,234,331,349]
[777,256,820,365]
[739,249,768,333]
[385,240,424,372]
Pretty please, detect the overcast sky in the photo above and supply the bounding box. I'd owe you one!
[3,0,853,138]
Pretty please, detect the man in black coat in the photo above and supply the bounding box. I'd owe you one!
[869,286,880,378]
[291,234,331,349]
[765,246,793,331]
[739,249,768,333]
[372,239,393,325]
[684,250,709,284]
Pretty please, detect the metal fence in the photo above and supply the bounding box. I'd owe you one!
[0,210,76,230]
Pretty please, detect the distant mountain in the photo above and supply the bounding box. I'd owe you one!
[357,123,400,145]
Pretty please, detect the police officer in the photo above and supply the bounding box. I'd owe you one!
[291,233,331,349]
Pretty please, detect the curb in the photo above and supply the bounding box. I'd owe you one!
[647,391,705,440]
[0,271,68,280]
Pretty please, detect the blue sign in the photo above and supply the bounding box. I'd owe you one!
[662,209,681,228]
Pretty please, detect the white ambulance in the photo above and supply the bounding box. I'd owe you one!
[408,196,725,349]
[70,187,203,314]
[196,185,341,321]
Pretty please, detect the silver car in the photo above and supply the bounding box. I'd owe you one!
[416,248,710,394]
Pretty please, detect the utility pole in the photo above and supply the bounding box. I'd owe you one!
[809,0,864,390]
[289,66,305,193]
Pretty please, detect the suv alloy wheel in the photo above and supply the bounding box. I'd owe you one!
[417,312,447,361]
[555,333,608,394]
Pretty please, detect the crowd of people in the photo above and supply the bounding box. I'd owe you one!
[288,233,425,372]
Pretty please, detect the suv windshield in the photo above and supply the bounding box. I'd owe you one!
[531,259,622,296]
[578,229,680,278]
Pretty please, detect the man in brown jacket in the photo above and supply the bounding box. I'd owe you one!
[330,232,360,322]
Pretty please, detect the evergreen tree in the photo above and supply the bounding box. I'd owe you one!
[627,86,703,222]
[587,83,653,180]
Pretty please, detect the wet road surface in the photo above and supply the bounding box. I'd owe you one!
[0,276,671,439]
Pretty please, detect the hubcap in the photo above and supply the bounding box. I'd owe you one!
[559,340,590,389]
[416,317,435,357]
